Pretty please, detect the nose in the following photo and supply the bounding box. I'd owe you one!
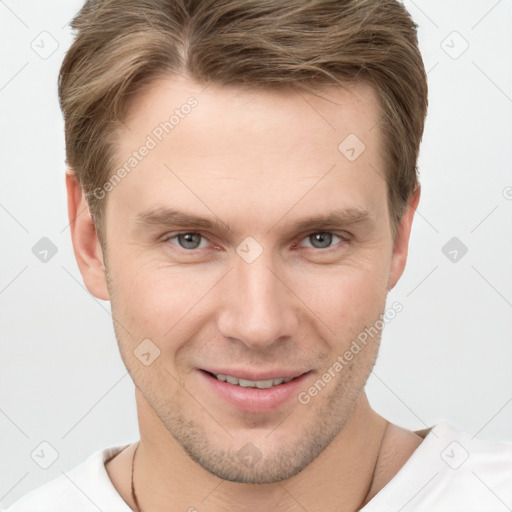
[216,248,298,350]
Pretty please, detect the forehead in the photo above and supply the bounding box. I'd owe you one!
[120,75,382,143]
[107,75,387,235]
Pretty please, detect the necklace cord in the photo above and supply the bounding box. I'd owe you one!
[131,442,141,512]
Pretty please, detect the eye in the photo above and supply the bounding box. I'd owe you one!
[298,232,346,250]
[164,232,209,250]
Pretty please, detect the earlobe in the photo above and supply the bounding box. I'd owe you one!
[66,171,110,300]
[387,186,421,291]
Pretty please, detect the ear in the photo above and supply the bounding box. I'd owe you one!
[66,170,110,300]
[387,186,421,290]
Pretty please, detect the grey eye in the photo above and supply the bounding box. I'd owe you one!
[177,233,203,249]
[308,232,333,249]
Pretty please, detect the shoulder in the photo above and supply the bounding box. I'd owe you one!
[362,421,512,511]
[434,422,512,477]
[425,422,512,506]
[1,444,131,512]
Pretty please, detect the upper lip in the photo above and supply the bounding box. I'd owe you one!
[200,368,310,381]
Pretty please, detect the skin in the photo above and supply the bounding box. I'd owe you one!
[67,75,422,511]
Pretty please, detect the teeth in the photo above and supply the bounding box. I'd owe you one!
[214,373,294,388]
[226,375,238,385]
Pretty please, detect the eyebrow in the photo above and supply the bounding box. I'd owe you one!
[134,207,233,233]
[279,207,371,233]
[134,206,371,234]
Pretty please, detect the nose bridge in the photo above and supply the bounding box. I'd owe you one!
[217,245,297,348]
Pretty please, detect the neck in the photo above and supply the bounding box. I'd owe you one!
[131,392,389,512]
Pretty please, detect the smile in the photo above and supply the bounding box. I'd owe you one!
[199,369,312,413]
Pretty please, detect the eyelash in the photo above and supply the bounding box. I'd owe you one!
[160,231,350,254]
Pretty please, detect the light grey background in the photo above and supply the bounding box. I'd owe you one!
[1,0,511,508]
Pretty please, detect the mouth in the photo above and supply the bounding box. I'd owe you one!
[198,368,312,413]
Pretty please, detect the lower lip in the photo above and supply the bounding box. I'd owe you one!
[198,370,311,413]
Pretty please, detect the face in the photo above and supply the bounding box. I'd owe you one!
[73,76,416,484]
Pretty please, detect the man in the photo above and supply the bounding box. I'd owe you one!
[4,0,511,511]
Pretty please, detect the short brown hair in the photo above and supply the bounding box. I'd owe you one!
[58,0,428,244]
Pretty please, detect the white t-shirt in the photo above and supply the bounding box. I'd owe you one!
[2,422,511,511]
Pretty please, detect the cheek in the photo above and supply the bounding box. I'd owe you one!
[108,254,219,340]
[292,256,390,331]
